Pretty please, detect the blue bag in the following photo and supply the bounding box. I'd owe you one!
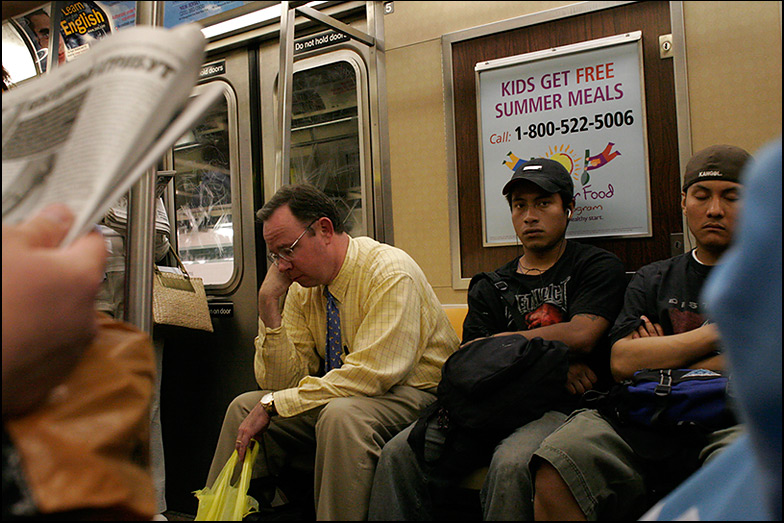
[605,368,737,431]
[581,368,740,504]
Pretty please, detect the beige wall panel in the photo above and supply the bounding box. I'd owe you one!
[384,1,577,50]
[684,1,782,153]
[386,39,455,292]
[435,286,470,305]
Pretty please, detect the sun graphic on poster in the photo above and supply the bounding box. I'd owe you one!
[546,145,582,184]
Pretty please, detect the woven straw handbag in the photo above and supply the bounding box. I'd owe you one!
[152,249,213,332]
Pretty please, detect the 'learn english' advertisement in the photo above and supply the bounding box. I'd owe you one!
[476,32,652,245]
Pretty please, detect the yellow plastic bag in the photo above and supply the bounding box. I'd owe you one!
[193,441,260,520]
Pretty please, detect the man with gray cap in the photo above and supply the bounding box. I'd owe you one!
[368,158,626,520]
[531,145,750,521]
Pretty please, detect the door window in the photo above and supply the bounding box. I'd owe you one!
[173,82,239,287]
[2,20,41,84]
[289,58,368,236]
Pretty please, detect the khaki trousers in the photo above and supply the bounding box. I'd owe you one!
[206,385,436,520]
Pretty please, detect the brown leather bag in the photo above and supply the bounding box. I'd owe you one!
[5,312,157,519]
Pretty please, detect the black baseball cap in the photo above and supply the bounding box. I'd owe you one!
[682,145,751,191]
[502,158,574,199]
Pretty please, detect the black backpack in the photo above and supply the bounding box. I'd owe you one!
[440,270,575,433]
[407,270,575,482]
[408,328,573,485]
[437,334,572,434]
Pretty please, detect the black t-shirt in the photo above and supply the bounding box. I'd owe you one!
[609,250,713,348]
[463,241,627,389]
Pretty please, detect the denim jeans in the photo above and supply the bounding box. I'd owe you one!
[368,410,568,520]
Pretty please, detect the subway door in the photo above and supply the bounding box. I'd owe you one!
[259,27,378,241]
[159,48,260,514]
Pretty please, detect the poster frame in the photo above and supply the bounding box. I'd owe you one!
[474,31,652,247]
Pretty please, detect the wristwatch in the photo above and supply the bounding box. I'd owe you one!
[260,392,277,416]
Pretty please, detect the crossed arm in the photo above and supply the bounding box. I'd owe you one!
[497,313,611,395]
[610,315,724,381]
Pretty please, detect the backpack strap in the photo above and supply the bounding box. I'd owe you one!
[650,369,673,425]
[472,271,527,331]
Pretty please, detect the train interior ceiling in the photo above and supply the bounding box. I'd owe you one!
[2,0,780,519]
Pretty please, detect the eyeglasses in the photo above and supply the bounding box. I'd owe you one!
[267,219,318,266]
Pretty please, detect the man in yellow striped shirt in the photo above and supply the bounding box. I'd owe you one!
[205,184,458,520]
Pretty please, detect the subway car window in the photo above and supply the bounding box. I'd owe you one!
[2,20,41,84]
[290,58,367,236]
[173,82,238,287]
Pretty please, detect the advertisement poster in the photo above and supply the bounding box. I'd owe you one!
[163,1,248,28]
[476,32,652,245]
[14,1,136,70]
[59,1,113,60]
[101,1,138,30]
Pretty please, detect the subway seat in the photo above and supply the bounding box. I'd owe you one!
[441,304,469,340]
[441,304,489,491]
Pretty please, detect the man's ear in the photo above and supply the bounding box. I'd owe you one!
[567,200,575,219]
[316,216,335,242]
[681,191,687,215]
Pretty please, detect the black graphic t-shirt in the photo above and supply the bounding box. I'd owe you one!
[609,250,713,347]
[464,241,627,388]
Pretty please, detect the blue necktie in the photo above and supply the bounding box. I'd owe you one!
[325,287,342,372]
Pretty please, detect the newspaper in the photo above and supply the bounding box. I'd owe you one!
[2,23,224,246]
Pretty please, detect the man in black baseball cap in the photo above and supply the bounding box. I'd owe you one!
[501,157,577,260]
[370,154,626,519]
[502,157,574,212]
[368,154,626,520]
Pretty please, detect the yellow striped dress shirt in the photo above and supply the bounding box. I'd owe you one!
[254,236,459,418]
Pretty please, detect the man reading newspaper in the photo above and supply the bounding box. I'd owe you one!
[2,18,220,520]
[2,22,222,245]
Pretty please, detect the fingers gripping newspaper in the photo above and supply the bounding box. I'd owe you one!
[2,23,224,246]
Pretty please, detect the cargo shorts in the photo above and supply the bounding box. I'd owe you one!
[531,408,741,520]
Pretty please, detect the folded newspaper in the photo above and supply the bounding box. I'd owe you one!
[2,23,224,246]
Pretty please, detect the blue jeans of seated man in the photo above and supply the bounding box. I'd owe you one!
[368,410,568,520]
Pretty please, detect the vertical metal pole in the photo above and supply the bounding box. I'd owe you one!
[48,1,63,72]
[277,1,295,187]
[366,1,393,244]
[124,0,158,332]
[126,173,157,332]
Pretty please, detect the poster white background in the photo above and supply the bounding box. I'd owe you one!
[477,33,651,245]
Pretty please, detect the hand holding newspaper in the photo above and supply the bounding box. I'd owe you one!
[2,23,223,246]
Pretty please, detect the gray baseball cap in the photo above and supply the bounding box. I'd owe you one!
[682,145,750,191]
